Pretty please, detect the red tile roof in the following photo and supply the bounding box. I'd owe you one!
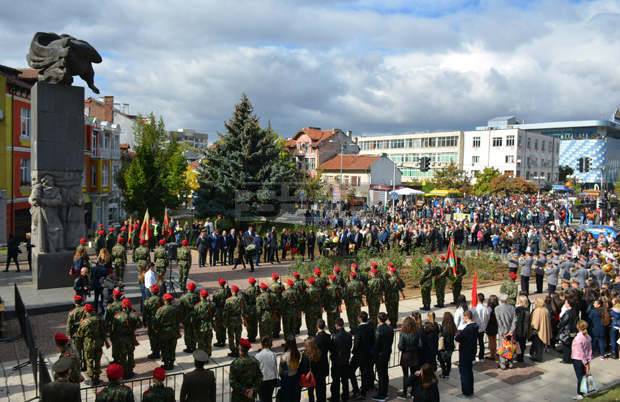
[291,127,338,144]
[319,154,380,172]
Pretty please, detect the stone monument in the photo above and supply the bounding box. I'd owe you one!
[27,32,101,289]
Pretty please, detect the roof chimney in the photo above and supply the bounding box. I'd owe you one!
[103,96,114,122]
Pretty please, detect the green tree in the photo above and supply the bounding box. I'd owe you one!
[300,171,327,204]
[194,94,298,218]
[489,174,538,195]
[118,114,189,217]
[559,165,574,182]
[432,163,471,193]
[473,167,500,196]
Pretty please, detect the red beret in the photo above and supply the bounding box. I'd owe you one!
[313,267,321,276]
[308,277,316,285]
[272,272,279,280]
[293,271,300,278]
[439,255,446,261]
[150,284,160,294]
[370,268,378,274]
[350,262,358,270]
[329,274,337,282]
[286,279,294,287]
[181,239,189,246]
[388,267,397,273]
[163,293,174,301]
[387,261,394,267]
[248,277,256,285]
[370,261,378,268]
[112,289,123,298]
[153,367,166,381]
[106,363,124,381]
[121,298,132,308]
[73,295,83,303]
[84,303,94,313]
[350,271,357,279]
[259,282,268,290]
[140,239,147,245]
[159,239,166,246]
[424,257,433,264]
[79,238,87,245]
[231,285,239,293]
[54,332,69,344]
[239,338,252,350]
[218,278,226,286]
[120,226,127,232]
[98,224,104,228]
[187,281,196,292]
[97,230,105,236]
[509,271,518,281]
[117,237,125,244]
[333,265,341,273]
[199,289,209,298]
[109,227,115,232]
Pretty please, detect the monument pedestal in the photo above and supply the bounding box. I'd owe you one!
[33,251,75,289]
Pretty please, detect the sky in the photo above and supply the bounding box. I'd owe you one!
[1,0,620,139]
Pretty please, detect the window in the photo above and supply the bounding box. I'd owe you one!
[91,130,99,153]
[103,164,109,186]
[20,108,30,138]
[390,139,404,149]
[492,137,503,147]
[527,138,531,149]
[541,140,545,152]
[305,158,316,171]
[505,155,515,163]
[20,159,31,185]
[534,139,538,150]
[506,135,515,146]
[472,137,480,148]
[472,155,480,164]
[351,176,360,186]
[103,132,110,149]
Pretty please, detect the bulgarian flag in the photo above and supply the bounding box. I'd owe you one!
[471,271,478,307]
[446,236,457,275]
[127,217,133,242]
[139,209,150,241]
[163,207,171,240]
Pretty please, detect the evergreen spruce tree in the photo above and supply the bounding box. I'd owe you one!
[195,94,297,218]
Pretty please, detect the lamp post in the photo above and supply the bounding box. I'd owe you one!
[328,140,349,209]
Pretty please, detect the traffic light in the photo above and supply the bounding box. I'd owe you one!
[577,157,584,173]
[584,157,591,172]
[420,156,431,172]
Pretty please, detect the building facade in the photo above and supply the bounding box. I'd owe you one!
[356,131,464,182]
[286,127,359,176]
[85,96,136,148]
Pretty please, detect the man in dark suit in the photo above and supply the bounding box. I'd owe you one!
[242,226,256,272]
[195,231,208,267]
[307,230,316,261]
[180,349,216,402]
[372,312,394,401]
[455,310,479,398]
[40,358,81,402]
[314,319,331,402]
[351,311,375,398]
[330,318,352,402]
[208,230,219,266]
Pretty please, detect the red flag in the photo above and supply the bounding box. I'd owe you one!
[139,209,150,241]
[446,237,457,275]
[163,208,170,239]
[471,271,478,307]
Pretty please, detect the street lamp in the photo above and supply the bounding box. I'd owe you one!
[328,140,350,208]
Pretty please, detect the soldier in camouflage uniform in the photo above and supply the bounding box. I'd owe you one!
[106,227,116,254]
[366,267,384,326]
[154,239,169,286]
[66,295,86,370]
[385,264,405,327]
[134,239,151,290]
[451,257,467,305]
[281,279,299,339]
[313,267,328,299]
[110,298,141,378]
[180,281,200,353]
[269,272,284,339]
[94,229,106,257]
[177,239,192,290]
[230,338,262,402]
[130,223,140,261]
[256,282,274,339]
[213,278,231,347]
[111,237,127,280]
[499,271,519,306]
[224,285,244,357]
[194,288,215,357]
[433,255,450,308]
[304,277,322,337]
[104,288,123,333]
[292,272,306,335]
[324,274,342,333]
[144,284,162,359]
[243,277,259,342]
[420,257,435,311]
[54,332,82,384]
[154,293,180,370]
[143,367,175,402]
[75,303,106,385]
[345,271,364,332]
[95,363,133,402]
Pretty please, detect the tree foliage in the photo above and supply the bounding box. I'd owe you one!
[118,114,189,217]
[300,171,328,204]
[489,174,538,195]
[194,94,298,218]
[559,165,574,182]
[473,167,501,196]
[432,163,471,193]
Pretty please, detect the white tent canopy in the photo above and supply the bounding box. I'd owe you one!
[391,188,425,196]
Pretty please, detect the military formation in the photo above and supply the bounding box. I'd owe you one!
[419,255,467,311]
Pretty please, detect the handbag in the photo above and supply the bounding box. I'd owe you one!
[579,375,599,395]
[300,370,316,388]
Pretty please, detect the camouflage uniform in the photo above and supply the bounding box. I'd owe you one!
[345,277,364,332]
[66,303,86,370]
[281,286,299,339]
[194,296,215,356]
[134,245,151,285]
[58,344,82,384]
[451,261,467,304]
[94,233,106,257]
[304,283,322,337]
[270,280,284,338]
[433,263,450,308]
[366,274,384,325]
[75,313,106,382]
[384,273,405,326]
[106,232,116,254]
[154,301,180,369]
[177,245,192,290]
[224,293,244,356]
[143,383,175,402]
[242,284,259,342]
[420,264,435,310]
[104,299,122,334]
[95,381,134,402]
[230,355,263,402]
[153,244,169,282]
[179,290,200,352]
[323,282,341,333]
[111,243,127,280]
[110,306,141,376]
[213,285,232,346]
[256,288,274,339]
[143,293,162,358]
[293,278,307,335]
